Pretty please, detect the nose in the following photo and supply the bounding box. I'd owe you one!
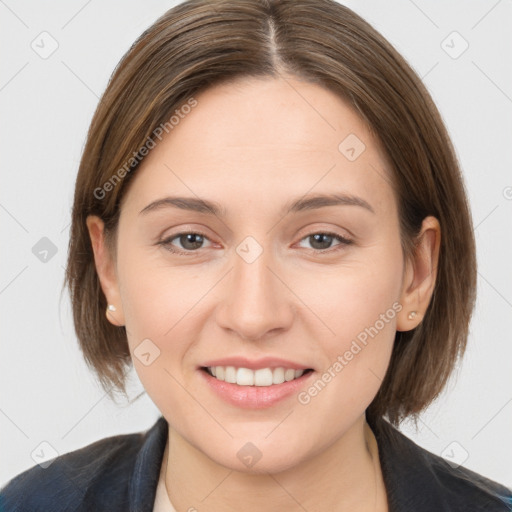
[215,241,294,341]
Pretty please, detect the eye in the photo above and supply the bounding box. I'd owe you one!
[297,232,353,252]
[158,230,353,256]
[159,231,213,255]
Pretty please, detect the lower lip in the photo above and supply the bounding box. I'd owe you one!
[199,368,314,409]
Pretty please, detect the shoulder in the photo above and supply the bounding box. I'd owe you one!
[368,414,512,511]
[421,443,512,510]
[0,419,164,512]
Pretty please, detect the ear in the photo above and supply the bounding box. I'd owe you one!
[86,215,125,327]
[396,216,441,332]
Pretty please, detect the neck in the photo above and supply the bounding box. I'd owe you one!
[163,413,388,512]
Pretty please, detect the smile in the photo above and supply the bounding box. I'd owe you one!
[204,366,313,386]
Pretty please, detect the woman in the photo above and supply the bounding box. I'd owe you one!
[1,0,511,510]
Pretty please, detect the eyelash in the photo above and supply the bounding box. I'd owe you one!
[158,231,353,256]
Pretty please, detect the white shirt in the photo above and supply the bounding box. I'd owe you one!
[152,454,178,512]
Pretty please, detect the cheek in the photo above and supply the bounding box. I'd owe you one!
[298,247,403,342]
[116,235,199,335]
[286,264,401,461]
[294,265,401,429]
[294,243,403,391]
[115,244,202,387]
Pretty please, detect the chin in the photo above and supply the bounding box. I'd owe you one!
[200,436,310,475]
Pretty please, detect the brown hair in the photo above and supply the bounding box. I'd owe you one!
[64,0,476,427]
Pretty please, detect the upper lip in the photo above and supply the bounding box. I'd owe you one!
[200,356,313,371]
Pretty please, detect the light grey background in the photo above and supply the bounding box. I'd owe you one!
[1,0,511,489]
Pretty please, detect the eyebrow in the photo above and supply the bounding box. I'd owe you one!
[139,193,375,217]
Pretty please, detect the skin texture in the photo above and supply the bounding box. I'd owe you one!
[87,76,440,511]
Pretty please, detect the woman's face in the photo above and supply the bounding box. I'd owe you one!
[97,76,412,472]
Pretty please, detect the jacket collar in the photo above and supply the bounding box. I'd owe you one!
[365,412,449,511]
[129,415,168,512]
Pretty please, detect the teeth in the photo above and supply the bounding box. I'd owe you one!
[225,366,237,384]
[206,366,307,386]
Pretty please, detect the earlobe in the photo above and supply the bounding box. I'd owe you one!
[396,216,441,332]
[86,215,125,327]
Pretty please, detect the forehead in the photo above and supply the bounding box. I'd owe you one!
[167,76,373,159]
[121,76,395,216]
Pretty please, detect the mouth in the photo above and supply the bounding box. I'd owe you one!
[200,366,314,386]
[199,365,315,409]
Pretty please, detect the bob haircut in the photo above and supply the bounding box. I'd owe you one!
[65,0,476,427]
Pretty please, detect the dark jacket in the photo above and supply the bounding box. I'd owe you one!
[1,413,511,511]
